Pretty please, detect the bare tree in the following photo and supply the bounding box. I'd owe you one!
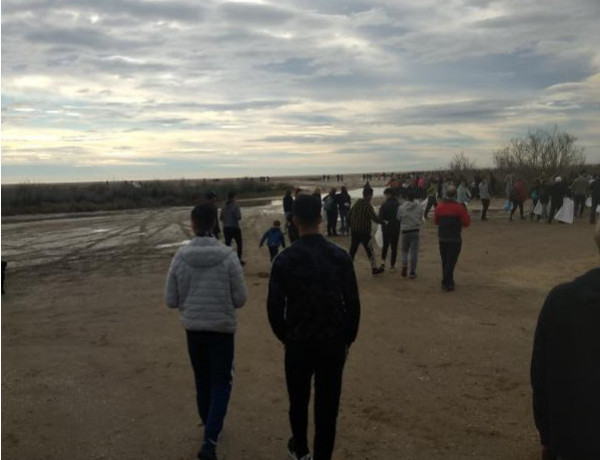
[493,127,585,179]
[448,152,476,177]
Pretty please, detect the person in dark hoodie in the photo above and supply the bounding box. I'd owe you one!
[220,191,245,265]
[548,177,569,224]
[336,186,352,236]
[590,175,600,225]
[434,185,470,291]
[378,188,401,272]
[260,220,286,262]
[531,222,600,460]
[283,189,294,232]
[267,194,360,460]
[165,203,248,460]
[323,187,339,237]
[205,191,221,240]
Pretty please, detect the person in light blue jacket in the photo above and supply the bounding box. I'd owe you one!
[165,203,247,460]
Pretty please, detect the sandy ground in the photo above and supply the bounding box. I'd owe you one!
[2,185,599,460]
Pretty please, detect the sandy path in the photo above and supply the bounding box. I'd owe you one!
[2,198,598,459]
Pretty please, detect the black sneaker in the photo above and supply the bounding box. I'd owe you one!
[198,441,217,460]
[240,260,246,266]
[371,267,384,275]
[409,271,417,279]
[287,438,312,460]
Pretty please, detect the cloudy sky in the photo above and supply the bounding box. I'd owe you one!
[2,0,599,183]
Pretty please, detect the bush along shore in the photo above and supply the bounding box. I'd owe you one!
[1,178,289,216]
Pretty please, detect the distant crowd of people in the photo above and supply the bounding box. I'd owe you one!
[164,172,600,460]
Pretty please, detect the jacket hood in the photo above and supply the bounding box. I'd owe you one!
[404,201,419,211]
[179,237,233,268]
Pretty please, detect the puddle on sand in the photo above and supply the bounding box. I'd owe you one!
[155,240,190,249]
[270,187,386,206]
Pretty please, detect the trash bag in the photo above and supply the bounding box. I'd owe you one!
[374,224,383,248]
[554,198,575,224]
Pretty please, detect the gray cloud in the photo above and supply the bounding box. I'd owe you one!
[1,0,599,181]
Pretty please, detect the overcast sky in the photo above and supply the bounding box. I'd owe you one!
[2,0,599,183]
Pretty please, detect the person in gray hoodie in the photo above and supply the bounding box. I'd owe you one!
[220,191,245,265]
[396,189,424,278]
[165,203,248,460]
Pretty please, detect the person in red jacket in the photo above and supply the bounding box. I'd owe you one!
[434,186,471,291]
[509,178,528,221]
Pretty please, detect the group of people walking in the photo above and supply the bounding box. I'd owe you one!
[164,172,599,460]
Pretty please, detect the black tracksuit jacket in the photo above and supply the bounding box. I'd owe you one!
[531,267,600,460]
[267,234,360,345]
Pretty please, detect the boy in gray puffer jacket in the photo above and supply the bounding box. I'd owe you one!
[396,189,424,278]
[165,203,247,460]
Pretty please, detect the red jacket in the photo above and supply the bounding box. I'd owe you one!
[434,200,470,242]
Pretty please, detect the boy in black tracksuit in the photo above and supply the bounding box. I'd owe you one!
[268,195,360,460]
[531,224,600,460]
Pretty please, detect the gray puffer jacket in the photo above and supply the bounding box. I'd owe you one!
[165,237,247,333]
[397,201,424,232]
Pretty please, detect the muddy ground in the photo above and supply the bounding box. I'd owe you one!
[2,186,599,460]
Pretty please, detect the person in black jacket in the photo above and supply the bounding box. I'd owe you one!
[378,188,401,271]
[205,191,221,240]
[548,177,569,224]
[590,175,600,224]
[267,194,360,460]
[283,189,294,233]
[531,222,600,460]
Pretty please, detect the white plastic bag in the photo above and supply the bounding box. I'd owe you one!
[554,198,574,224]
[374,224,383,247]
[533,200,543,216]
[586,197,592,208]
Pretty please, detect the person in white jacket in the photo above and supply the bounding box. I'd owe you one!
[396,189,424,279]
[165,203,248,460]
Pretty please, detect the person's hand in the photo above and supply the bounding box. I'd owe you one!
[541,445,557,460]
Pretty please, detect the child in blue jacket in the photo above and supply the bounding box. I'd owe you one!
[260,220,286,262]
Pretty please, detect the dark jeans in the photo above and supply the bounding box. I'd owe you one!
[285,340,347,460]
[186,330,234,444]
[326,210,338,236]
[349,231,376,269]
[574,194,586,217]
[548,199,562,223]
[381,225,400,267]
[424,196,437,218]
[481,199,490,220]
[510,200,524,219]
[530,198,538,218]
[339,209,349,235]
[439,240,462,287]
[268,245,279,262]
[223,226,243,259]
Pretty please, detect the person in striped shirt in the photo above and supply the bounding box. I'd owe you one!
[347,188,384,275]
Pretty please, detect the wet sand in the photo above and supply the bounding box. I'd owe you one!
[2,189,598,459]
